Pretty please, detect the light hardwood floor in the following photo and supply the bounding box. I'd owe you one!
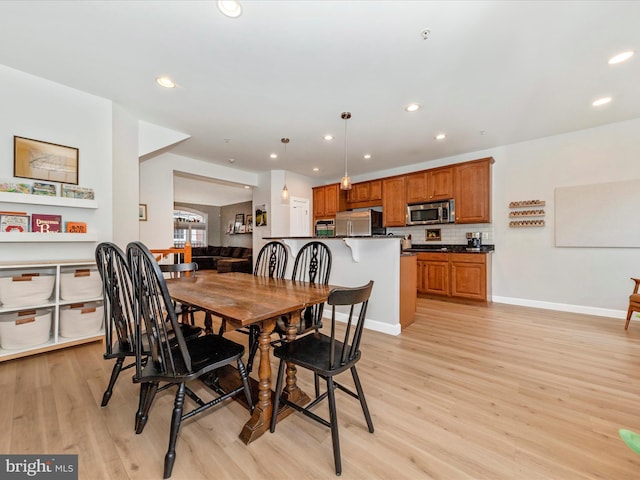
[2,298,640,479]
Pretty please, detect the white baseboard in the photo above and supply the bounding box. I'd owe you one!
[329,312,402,336]
[492,295,626,320]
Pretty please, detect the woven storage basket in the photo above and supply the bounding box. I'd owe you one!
[0,308,52,349]
[59,302,103,338]
[60,268,102,301]
[0,273,55,307]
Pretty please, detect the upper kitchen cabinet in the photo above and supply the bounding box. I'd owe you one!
[312,183,347,220]
[427,167,454,201]
[405,172,428,204]
[347,179,382,208]
[453,157,494,223]
[406,167,454,204]
[382,176,406,227]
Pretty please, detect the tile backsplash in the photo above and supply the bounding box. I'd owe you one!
[387,223,494,244]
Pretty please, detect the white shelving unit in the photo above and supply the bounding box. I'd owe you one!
[0,191,98,242]
[0,260,103,362]
[0,191,98,209]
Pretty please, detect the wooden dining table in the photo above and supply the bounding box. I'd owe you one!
[165,270,333,444]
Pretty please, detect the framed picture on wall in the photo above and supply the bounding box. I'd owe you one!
[246,214,253,232]
[14,136,79,185]
[255,204,267,227]
[234,213,244,233]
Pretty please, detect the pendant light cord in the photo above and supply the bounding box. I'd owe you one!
[344,115,349,176]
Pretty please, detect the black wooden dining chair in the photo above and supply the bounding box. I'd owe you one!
[96,243,203,410]
[219,240,289,372]
[159,262,201,326]
[95,242,137,407]
[276,241,332,337]
[270,280,375,476]
[253,240,288,278]
[126,241,253,479]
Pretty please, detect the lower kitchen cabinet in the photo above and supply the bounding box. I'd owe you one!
[417,252,491,302]
[417,252,449,295]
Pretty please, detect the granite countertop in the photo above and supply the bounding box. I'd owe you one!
[405,244,495,253]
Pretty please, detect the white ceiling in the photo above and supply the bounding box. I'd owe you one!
[0,1,638,189]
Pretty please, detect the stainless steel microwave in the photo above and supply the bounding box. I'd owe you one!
[406,199,455,225]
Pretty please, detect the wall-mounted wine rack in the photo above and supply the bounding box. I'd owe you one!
[509,200,545,227]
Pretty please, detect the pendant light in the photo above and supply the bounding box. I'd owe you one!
[281,138,290,203]
[340,112,352,190]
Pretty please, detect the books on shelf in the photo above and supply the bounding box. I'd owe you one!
[65,222,87,233]
[0,214,30,232]
[31,214,62,233]
[61,184,94,200]
[32,181,57,196]
[0,181,31,194]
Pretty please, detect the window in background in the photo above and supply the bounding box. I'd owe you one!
[173,209,207,247]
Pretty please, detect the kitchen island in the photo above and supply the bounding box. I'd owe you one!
[264,236,414,335]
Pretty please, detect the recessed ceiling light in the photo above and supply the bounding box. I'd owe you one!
[363,154,372,159]
[313,167,320,172]
[592,96,612,107]
[269,153,278,159]
[435,133,446,140]
[217,0,242,18]
[405,103,421,112]
[323,135,334,141]
[156,76,175,88]
[244,185,251,189]
[608,50,634,65]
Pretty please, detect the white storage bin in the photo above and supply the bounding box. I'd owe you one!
[0,273,55,307]
[60,268,102,301]
[0,308,52,349]
[59,302,103,338]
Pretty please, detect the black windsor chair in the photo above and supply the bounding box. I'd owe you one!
[159,262,201,326]
[96,243,203,409]
[274,241,332,345]
[126,241,253,479]
[95,242,137,407]
[270,280,375,476]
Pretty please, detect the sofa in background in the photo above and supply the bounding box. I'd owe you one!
[191,246,252,273]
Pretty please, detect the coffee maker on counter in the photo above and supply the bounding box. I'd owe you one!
[466,232,482,251]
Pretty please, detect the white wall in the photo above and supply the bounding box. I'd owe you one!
[0,65,113,262]
[490,119,639,316]
[112,103,139,249]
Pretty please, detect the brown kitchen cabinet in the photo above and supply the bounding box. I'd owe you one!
[450,253,490,301]
[453,157,493,223]
[406,167,454,204]
[347,179,382,208]
[417,252,449,295]
[427,166,454,201]
[382,176,406,227]
[405,172,428,204]
[417,251,491,302]
[312,183,347,220]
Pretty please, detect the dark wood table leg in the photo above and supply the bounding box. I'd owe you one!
[281,313,311,406]
[204,312,213,335]
[238,313,311,444]
[239,317,275,444]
